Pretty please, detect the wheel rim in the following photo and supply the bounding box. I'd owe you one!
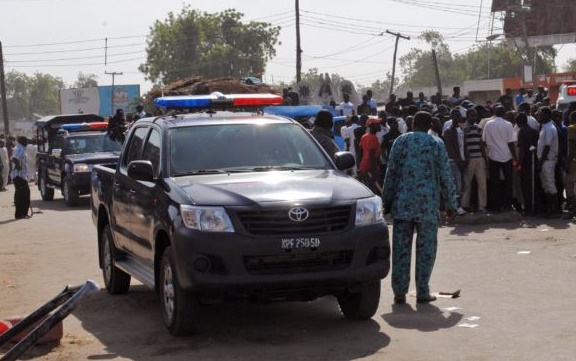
[40,176,46,195]
[162,263,175,324]
[103,234,112,285]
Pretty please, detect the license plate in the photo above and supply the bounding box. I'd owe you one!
[281,237,321,250]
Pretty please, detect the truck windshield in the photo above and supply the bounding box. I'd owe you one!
[170,123,332,176]
[65,134,123,154]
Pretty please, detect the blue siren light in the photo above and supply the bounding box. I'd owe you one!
[59,122,109,131]
[154,92,283,109]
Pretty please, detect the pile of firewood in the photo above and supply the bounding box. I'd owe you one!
[145,76,279,103]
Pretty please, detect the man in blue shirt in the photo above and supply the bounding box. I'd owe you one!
[11,136,30,219]
[515,88,527,108]
[384,111,457,304]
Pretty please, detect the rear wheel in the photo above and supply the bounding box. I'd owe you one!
[337,281,381,320]
[100,224,130,294]
[160,247,198,336]
[62,176,79,207]
[39,172,54,201]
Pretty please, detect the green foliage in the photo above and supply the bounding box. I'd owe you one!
[357,72,396,96]
[73,72,98,88]
[398,30,557,89]
[139,6,280,84]
[564,58,576,72]
[5,71,64,119]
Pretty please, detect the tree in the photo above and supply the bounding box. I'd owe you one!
[139,7,280,84]
[5,71,31,120]
[563,58,576,72]
[74,72,98,88]
[397,30,557,89]
[4,70,64,119]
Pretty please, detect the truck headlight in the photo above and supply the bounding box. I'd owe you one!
[73,163,90,173]
[355,196,384,226]
[180,205,235,232]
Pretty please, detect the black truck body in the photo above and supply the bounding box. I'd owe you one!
[91,107,390,336]
[35,114,122,206]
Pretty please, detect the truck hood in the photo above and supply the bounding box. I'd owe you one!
[171,170,372,206]
[65,152,121,164]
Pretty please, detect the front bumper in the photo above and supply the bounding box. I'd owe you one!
[170,222,390,299]
[68,172,91,194]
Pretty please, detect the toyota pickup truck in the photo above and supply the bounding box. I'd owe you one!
[90,93,390,336]
[35,115,123,206]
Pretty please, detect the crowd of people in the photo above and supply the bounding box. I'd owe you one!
[312,86,576,221]
[310,85,575,304]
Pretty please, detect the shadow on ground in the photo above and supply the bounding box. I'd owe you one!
[68,285,391,360]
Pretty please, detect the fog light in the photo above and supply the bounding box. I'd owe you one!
[194,257,211,272]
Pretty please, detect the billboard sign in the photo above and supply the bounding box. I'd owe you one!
[60,85,141,117]
[492,0,576,46]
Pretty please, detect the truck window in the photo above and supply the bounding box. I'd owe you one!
[51,136,64,152]
[170,123,330,175]
[123,127,149,167]
[142,129,161,177]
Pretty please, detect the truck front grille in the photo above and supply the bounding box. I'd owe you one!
[236,206,351,236]
[244,251,353,275]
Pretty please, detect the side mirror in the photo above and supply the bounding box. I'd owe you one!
[128,160,154,182]
[51,149,62,158]
[333,151,355,171]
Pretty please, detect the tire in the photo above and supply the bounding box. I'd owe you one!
[337,281,381,320]
[39,172,54,201]
[100,224,130,295]
[62,176,79,207]
[160,247,198,336]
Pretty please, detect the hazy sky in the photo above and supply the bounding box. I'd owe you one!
[1,0,574,94]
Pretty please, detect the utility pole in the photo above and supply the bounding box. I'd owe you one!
[105,71,122,116]
[518,4,536,89]
[386,30,410,96]
[0,41,9,134]
[431,45,442,98]
[295,0,302,83]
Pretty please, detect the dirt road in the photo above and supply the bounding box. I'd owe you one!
[1,186,575,360]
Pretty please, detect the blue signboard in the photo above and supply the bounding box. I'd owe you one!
[98,85,141,117]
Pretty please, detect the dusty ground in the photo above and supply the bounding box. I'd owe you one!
[1,184,576,361]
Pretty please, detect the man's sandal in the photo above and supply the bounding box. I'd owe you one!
[416,294,437,303]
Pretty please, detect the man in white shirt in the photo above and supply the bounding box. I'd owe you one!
[0,139,8,191]
[482,105,518,212]
[537,107,559,216]
[518,103,539,131]
[336,93,355,117]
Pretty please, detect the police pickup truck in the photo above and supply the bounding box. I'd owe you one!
[90,93,390,336]
[35,114,123,206]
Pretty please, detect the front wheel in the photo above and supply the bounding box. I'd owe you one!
[337,281,381,320]
[62,176,79,207]
[160,247,199,336]
[39,172,54,201]
[100,224,130,294]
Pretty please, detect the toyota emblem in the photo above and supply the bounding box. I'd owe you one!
[288,207,309,222]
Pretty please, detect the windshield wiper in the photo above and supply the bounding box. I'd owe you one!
[174,169,228,176]
[251,166,314,172]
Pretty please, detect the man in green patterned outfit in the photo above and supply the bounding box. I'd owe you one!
[383,111,457,304]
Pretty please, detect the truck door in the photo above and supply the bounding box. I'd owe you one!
[112,126,148,252]
[47,135,65,183]
[129,128,161,262]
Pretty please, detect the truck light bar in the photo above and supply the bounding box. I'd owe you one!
[59,122,109,131]
[154,92,283,109]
